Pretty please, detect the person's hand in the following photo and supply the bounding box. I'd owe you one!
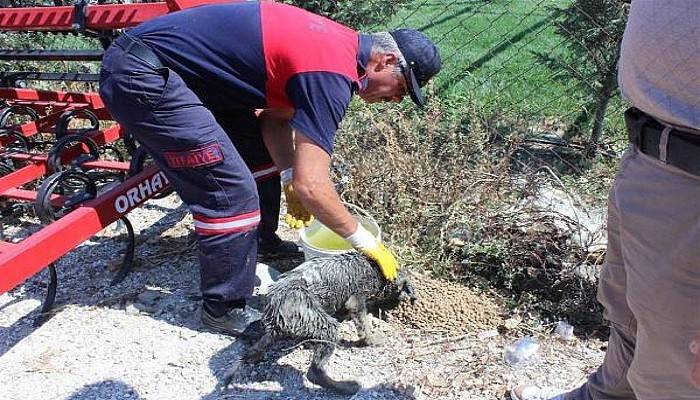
[691,333,700,389]
[360,242,399,281]
[344,224,399,281]
[283,183,314,229]
[281,169,314,229]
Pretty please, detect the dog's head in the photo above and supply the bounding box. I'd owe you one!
[372,269,418,310]
[395,270,418,303]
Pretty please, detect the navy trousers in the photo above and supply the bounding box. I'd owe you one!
[212,110,281,245]
[99,41,261,308]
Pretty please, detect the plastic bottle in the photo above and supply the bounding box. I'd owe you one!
[504,336,540,366]
[555,321,575,341]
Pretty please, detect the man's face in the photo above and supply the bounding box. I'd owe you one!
[357,52,408,104]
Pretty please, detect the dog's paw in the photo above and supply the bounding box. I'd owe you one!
[333,380,362,395]
[239,320,264,341]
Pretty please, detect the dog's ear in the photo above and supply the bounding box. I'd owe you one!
[399,279,418,303]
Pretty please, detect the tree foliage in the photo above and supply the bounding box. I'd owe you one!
[538,0,629,145]
[282,0,410,29]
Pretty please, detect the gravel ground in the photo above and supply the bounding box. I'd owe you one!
[0,195,605,400]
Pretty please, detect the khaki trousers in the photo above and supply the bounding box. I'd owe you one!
[566,147,700,399]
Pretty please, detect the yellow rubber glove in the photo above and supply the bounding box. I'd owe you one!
[281,168,314,229]
[344,223,399,281]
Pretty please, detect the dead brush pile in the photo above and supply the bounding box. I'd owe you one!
[334,98,619,333]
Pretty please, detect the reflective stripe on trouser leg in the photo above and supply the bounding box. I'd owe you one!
[213,109,282,244]
[251,164,281,242]
[98,52,260,304]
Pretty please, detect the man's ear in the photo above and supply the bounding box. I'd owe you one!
[374,52,400,72]
[383,52,400,69]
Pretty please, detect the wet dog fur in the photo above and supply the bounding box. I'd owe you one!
[240,253,417,394]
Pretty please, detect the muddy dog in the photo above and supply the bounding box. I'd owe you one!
[239,253,417,395]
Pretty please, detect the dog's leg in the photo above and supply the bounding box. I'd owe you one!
[221,332,275,389]
[243,331,274,363]
[307,343,361,395]
[221,352,247,390]
[345,295,384,347]
[305,325,361,395]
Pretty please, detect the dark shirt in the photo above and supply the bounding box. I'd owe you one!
[128,1,372,154]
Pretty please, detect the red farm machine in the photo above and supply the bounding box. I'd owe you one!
[0,0,224,325]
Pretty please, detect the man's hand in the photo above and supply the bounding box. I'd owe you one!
[691,333,700,389]
[360,242,399,281]
[281,168,314,229]
[283,182,314,229]
[344,224,399,281]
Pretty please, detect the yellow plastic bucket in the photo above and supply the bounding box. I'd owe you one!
[299,205,381,261]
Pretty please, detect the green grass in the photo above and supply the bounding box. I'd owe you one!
[371,0,627,141]
[0,0,628,143]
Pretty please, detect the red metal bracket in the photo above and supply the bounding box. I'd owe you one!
[0,3,170,31]
[0,0,229,303]
[0,0,239,31]
[0,165,169,293]
[0,88,104,110]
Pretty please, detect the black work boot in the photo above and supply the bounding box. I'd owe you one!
[258,233,302,259]
[201,303,262,336]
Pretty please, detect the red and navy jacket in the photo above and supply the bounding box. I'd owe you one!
[129,1,371,155]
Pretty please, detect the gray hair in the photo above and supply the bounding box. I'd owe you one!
[370,32,406,74]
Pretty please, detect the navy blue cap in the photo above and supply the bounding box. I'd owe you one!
[389,29,441,107]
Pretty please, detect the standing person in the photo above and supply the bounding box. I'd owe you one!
[512,1,700,399]
[99,1,441,336]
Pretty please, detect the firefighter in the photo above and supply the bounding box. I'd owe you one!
[99,1,441,335]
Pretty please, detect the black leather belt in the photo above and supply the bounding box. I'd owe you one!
[113,32,165,70]
[625,107,700,176]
